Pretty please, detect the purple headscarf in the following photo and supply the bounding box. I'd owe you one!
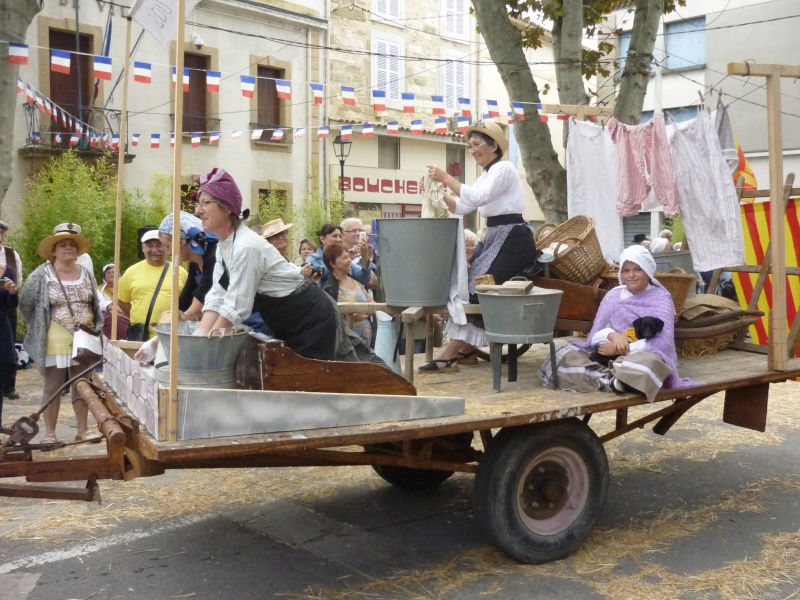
[192,168,248,218]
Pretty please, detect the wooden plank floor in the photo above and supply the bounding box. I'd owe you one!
[136,346,800,461]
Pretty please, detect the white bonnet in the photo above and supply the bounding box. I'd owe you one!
[617,244,665,289]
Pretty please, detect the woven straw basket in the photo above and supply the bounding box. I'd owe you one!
[537,215,606,284]
[654,267,696,317]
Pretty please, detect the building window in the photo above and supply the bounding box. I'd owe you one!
[184,52,209,133]
[618,31,631,74]
[372,0,401,22]
[258,187,289,222]
[442,0,468,40]
[373,37,402,101]
[49,29,93,147]
[665,17,705,70]
[378,136,399,170]
[254,65,285,142]
[443,56,467,112]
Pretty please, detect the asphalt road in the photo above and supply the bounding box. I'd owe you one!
[2,369,800,600]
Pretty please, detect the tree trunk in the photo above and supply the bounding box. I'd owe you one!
[471,1,568,224]
[614,0,663,124]
[0,0,41,214]
[550,0,589,148]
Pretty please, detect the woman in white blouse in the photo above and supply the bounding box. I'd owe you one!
[421,120,536,373]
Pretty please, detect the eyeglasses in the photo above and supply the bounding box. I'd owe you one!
[467,141,487,153]
[196,199,219,209]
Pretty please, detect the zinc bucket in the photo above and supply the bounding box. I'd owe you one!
[155,366,237,390]
[377,218,458,307]
[153,321,252,372]
[477,287,564,343]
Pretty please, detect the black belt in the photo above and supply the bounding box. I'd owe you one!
[487,213,525,227]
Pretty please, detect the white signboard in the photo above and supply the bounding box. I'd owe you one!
[130,0,201,49]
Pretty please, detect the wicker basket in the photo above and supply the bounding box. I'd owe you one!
[654,267,697,317]
[537,215,607,284]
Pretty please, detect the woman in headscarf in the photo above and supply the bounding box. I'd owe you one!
[421,120,537,372]
[191,168,382,363]
[539,245,695,402]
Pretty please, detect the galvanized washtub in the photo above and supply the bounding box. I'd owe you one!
[153,322,252,372]
[477,287,563,344]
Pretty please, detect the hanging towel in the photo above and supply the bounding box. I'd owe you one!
[421,174,449,218]
[714,99,739,173]
[447,218,469,326]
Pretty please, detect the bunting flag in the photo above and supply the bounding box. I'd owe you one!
[317,126,329,138]
[409,119,422,134]
[458,97,471,117]
[240,75,255,98]
[271,129,284,141]
[17,78,24,96]
[25,84,34,104]
[34,92,45,112]
[93,55,112,80]
[294,128,306,139]
[61,109,68,127]
[206,71,221,92]
[8,43,29,65]
[69,134,79,146]
[133,62,152,84]
[209,131,220,145]
[431,95,445,115]
[361,123,373,138]
[733,138,758,197]
[172,67,189,92]
[102,132,110,148]
[54,133,62,144]
[151,133,160,148]
[507,111,513,126]
[434,117,447,134]
[534,102,543,110]
[191,132,201,147]
[74,119,82,134]
[402,92,415,113]
[556,114,569,121]
[511,101,525,121]
[44,99,52,116]
[275,79,291,100]
[457,115,469,132]
[230,130,242,140]
[486,99,500,118]
[51,50,71,74]
[31,132,41,145]
[309,83,323,105]
[341,86,355,106]
[387,121,399,134]
[371,89,386,112]
[170,132,175,147]
[90,134,99,148]
[131,133,140,147]
[112,133,120,151]
[340,124,352,139]
[251,129,263,140]
[539,114,549,122]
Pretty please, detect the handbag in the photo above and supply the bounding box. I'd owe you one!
[51,266,103,363]
[126,263,169,342]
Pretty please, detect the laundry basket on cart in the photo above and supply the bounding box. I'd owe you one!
[536,215,606,285]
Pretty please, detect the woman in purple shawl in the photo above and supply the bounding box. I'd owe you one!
[539,245,694,402]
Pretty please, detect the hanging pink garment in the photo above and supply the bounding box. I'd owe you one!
[607,112,680,217]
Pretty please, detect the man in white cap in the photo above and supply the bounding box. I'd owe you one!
[0,220,21,399]
[53,223,94,274]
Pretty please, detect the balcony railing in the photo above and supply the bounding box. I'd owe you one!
[22,101,123,151]
[169,114,222,136]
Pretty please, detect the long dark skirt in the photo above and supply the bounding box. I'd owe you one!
[468,224,536,304]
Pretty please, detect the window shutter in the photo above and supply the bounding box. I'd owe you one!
[388,42,400,100]
[388,0,400,18]
[376,39,388,92]
[376,0,388,16]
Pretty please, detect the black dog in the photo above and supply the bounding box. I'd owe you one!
[589,316,665,367]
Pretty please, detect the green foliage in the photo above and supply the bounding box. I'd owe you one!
[665,216,684,243]
[256,188,288,225]
[295,184,345,243]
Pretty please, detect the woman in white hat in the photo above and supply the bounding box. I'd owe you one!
[421,120,537,372]
[19,231,103,443]
[261,218,293,258]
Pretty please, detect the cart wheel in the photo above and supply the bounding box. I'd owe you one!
[473,419,608,563]
[371,465,455,490]
[475,344,531,363]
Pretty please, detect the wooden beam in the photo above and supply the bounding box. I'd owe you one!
[728,62,800,79]
[541,104,615,120]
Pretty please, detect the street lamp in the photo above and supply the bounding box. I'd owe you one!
[332,134,351,201]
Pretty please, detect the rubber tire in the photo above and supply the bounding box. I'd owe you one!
[475,344,531,363]
[473,419,608,564]
[371,465,455,490]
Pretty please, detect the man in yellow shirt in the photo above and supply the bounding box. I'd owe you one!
[118,230,187,340]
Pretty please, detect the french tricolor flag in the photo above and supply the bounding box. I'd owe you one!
[33,93,44,112]
[275,79,291,100]
[251,129,263,140]
[8,43,28,65]
[486,99,500,118]
[151,133,160,148]
[133,62,151,84]
[511,101,525,121]
[387,121,399,135]
[102,132,110,148]
[361,123,373,138]
[557,114,569,121]
[54,133,62,144]
[271,129,284,141]
[294,128,306,139]
[61,109,68,127]
[170,133,176,147]
[410,119,422,134]
[458,97,471,117]
[31,131,41,145]
[191,132,201,147]
[317,126,329,138]
[434,117,447,134]
[431,95,445,115]
[230,130,242,140]
[131,133,140,147]
[74,119,82,134]
[240,75,255,98]
[539,114,549,122]
[17,77,24,96]
[507,112,513,126]
[173,67,189,92]
[51,50,71,74]
[93,56,112,81]
[69,134,79,147]
[457,116,469,132]
[209,132,220,145]
[371,89,386,112]
[341,86,355,106]
[112,133,120,151]
[44,99,52,116]
[340,125,352,140]
[206,71,220,93]
[309,83,323,105]
[25,84,34,104]
[402,92,415,113]
[90,134,99,148]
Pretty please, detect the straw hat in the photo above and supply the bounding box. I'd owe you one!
[37,231,90,259]
[261,218,293,239]
[465,120,509,157]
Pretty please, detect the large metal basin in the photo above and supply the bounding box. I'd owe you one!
[477,287,563,343]
[153,322,252,372]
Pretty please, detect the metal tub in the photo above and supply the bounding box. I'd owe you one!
[153,322,252,372]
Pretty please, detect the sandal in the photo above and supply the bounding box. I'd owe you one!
[418,358,459,373]
[75,431,103,443]
[457,349,479,365]
[40,435,58,445]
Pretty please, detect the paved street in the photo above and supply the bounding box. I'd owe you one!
[1,368,800,599]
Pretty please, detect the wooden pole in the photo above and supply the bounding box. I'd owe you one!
[168,0,188,442]
[111,17,133,341]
